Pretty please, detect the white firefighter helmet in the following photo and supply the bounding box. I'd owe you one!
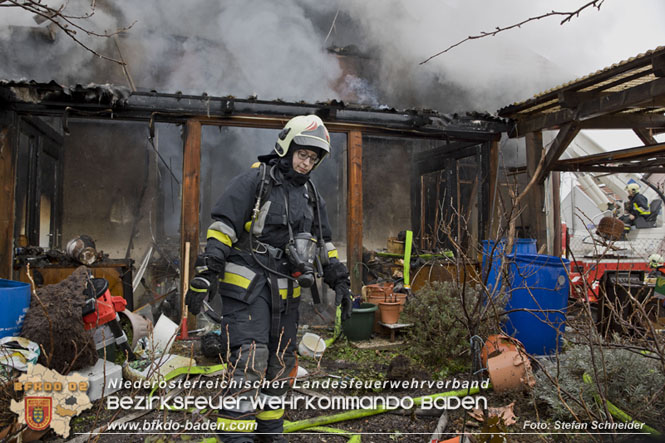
[626,183,640,194]
[274,115,330,168]
[648,253,664,268]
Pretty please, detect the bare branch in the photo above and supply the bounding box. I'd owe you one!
[420,0,605,64]
[2,0,136,65]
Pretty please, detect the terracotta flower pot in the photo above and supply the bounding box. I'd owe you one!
[363,283,394,301]
[390,292,407,312]
[480,334,524,367]
[364,283,395,332]
[487,346,535,393]
[379,301,401,324]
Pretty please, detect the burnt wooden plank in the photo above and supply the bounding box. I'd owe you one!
[487,140,500,238]
[538,122,580,182]
[554,164,665,173]
[581,113,665,129]
[556,141,665,168]
[633,128,658,146]
[552,172,561,257]
[347,130,363,294]
[653,53,665,77]
[526,132,547,250]
[0,113,16,278]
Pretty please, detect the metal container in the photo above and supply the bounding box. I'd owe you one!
[66,235,97,265]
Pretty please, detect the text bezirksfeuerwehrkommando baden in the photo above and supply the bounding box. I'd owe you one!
[105,377,490,411]
[108,377,489,392]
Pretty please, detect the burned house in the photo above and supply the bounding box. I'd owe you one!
[0,81,508,317]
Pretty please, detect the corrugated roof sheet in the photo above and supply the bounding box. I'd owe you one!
[498,45,665,119]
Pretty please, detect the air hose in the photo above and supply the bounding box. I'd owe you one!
[582,372,661,435]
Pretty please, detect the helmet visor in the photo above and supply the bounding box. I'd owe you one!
[293,134,330,153]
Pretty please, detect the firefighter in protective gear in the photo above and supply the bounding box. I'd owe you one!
[648,253,665,278]
[185,115,353,443]
[619,183,650,232]
[649,253,664,269]
[646,253,665,294]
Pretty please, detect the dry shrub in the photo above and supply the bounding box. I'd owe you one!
[402,281,500,368]
[534,343,665,430]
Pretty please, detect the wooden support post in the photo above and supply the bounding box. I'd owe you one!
[0,116,16,279]
[487,139,500,239]
[552,172,562,257]
[347,131,363,294]
[181,120,201,326]
[525,131,547,249]
[420,175,426,249]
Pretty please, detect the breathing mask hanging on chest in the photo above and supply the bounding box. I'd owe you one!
[286,233,318,288]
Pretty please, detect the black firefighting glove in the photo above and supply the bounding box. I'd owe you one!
[185,254,224,315]
[335,282,354,322]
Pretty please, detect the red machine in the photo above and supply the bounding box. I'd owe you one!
[82,277,135,360]
[569,259,650,303]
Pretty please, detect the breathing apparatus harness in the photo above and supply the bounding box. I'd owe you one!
[247,163,327,306]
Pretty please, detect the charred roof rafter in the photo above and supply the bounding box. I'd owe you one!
[0,81,508,141]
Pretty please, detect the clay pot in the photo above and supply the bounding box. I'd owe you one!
[486,346,535,393]
[379,301,401,324]
[480,334,523,367]
[363,283,395,332]
[363,283,394,301]
[391,292,407,312]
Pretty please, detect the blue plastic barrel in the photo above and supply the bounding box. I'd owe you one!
[481,239,537,294]
[504,254,570,355]
[514,239,537,254]
[0,279,31,338]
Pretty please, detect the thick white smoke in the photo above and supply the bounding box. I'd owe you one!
[336,0,665,111]
[1,0,664,112]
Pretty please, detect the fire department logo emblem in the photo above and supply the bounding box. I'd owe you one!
[25,397,52,431]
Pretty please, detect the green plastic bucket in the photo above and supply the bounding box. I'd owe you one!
[342,303,378,341]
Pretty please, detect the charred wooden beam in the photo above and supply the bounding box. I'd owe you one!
[526,132,547,250]
[552,172,561,257]
[0,114,16,278]
[488,139,500,238]
[633,128,659,146]
[554,164,665,173]
[653,53,665,77]
[556,141,665,168]
[513,77,665,135]
[538,122,580,182]
[580,113,665,129]
[413,140,480,174]
[557,90,613,108]
[2,83,508,140]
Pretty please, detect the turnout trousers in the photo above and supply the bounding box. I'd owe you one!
[216,281,299,443]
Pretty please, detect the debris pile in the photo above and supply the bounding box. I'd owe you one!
[20,266,98,373]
